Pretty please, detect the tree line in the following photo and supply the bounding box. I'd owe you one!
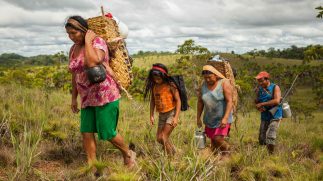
[245,45,323,61]
[0,52,67,67]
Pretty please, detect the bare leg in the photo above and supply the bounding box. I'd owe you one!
[109,133,134,167]
[213,136,230,157]
[157,124,175,155]
[211,139,217,153]
[156,125,164,145]
[82,133,97,165]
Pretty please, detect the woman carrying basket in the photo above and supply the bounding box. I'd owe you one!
[65,15,135,169]
[196,65,233,160]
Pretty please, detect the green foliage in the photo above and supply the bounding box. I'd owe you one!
[0,51,68,67]
[304,44,323,63]
[0,65,71,92]
[246,45,323,61]
[9,122,43,180]
[312,137,323,151]
[316,6,323,18]
[0,53,25,66]
[176,39,214,64]
[0,85,322,180]
[132,50,175,58]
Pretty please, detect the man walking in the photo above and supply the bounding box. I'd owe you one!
[255,71,282,154]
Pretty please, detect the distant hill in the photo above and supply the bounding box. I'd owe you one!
[0,53,25,66]
[1,51,322,68]
[0,52,67,67]
[132,53,322,69]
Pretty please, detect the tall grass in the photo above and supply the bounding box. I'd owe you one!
[9,121,43,180]
[0,85,322,180]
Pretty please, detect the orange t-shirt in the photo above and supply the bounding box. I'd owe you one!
[153,83,176,113]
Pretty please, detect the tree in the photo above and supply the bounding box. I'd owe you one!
[316,6,323,18]
[176,39,211,55]
[53,51,68,64]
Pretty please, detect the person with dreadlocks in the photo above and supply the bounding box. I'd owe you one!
[65,15,135,171]
[144,63,181,155]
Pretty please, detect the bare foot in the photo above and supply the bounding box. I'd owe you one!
[218,153,230,164]
[124,150,136,169]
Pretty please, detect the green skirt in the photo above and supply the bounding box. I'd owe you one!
[80,100,119,140]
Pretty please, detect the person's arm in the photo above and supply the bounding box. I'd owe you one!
[196,88,204,128]
[71,73,79,113]
[170,84,181,127]
[221,79,233,127]
[256,85,281,108]
[84,30,105,67]
[150,91,155,126]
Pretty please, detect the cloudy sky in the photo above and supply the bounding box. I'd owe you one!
[0,0,322,56]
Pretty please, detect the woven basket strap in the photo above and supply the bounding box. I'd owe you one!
[119,85,133,100]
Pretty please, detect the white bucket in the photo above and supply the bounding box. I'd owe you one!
[282,102,292,118]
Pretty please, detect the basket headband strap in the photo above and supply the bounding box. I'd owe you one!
[203,65,225,79]
[67,18,88,33]
[152,66,167,74]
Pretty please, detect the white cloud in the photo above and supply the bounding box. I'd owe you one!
[0,0,322,56]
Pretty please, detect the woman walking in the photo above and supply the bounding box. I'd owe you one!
[196,65,233,159]
[65,15,135,169]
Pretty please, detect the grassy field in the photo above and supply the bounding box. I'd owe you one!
[132,53,323,69]
[133,54,183,69]
[0,85,322,180]
[0,53,322,180]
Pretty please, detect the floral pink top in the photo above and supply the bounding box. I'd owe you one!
[68,37,120,108]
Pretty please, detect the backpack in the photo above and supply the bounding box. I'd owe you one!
[170,75,189,111]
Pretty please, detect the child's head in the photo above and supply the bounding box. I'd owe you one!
[151,63,168,84]
[144,63,170,99]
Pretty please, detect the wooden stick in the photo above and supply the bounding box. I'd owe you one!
[101,6,104,17]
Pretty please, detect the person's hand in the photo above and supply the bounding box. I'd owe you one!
[256,103,263,109]
[257,107,266,112]
[197,118,203,128]
[85,30,97,44]
[150,115,154,126]
[71,99,80,113]
[171,117,178,127]
[220,118,228,128]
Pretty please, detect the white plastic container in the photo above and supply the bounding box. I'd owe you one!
[282,102,292,118]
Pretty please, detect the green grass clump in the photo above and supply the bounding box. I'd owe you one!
[0,84,322,180]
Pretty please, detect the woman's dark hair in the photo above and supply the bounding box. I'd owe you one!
[232,68,237,78]
[202,70,214,75]
[65,15,88,32]
[143,63,171,100]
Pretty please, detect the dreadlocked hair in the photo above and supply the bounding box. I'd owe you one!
[143,63,171,100]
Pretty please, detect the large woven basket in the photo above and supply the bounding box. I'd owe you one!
[207,60,239,113]
[87,8,133,89]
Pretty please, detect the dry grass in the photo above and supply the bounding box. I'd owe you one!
[0,84,322,180]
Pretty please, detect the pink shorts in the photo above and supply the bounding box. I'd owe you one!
[205,124,231,139]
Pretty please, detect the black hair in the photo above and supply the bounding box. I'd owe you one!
[65,15,88,32]
[202,70,214,75]
[143,63,171,100]
[232,68,237,78]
